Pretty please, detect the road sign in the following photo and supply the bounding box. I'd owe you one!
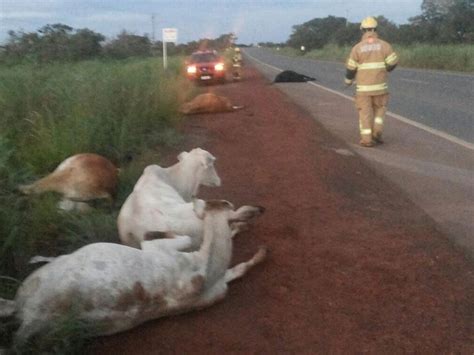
[162,28,178,70]
[162,28,178,43]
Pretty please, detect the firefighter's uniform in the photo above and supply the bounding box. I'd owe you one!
[345,17,398,146]
[232,48,243,79]
[233,48,242,62]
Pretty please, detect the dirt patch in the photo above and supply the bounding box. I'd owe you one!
[92,65,474,353]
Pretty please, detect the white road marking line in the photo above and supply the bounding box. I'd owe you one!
[245,51,474,151]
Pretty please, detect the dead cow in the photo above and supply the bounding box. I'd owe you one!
[273,70,316,83]
[0,199,267,344]
[117,148,222,249]
[179,93,243,115]
[18,153,118,211]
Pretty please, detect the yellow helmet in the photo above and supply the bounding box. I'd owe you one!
[360,16,378,30]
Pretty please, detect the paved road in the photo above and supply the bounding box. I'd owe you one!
[243,47,474,257]
[245,47,474,144]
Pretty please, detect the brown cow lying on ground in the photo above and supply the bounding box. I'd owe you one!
[179,93,243,115]
[18,153,119,212]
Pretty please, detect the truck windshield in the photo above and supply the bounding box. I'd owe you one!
[191,53,218,63]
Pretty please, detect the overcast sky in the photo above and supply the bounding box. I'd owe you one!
[0,0,423,45]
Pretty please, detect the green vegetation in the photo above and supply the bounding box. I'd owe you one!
[283,1,473,51]
[1,23,237,65]
[265,0,474,72]
[0,57,194,350]
[274,44,350,62]
[273,43,474,72]
[0,57,192,278]
[395,44,474,71]
[8,310,98,354]
[0,19,233,351]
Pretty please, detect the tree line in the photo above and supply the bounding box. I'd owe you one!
[0,23,235,65]
[284,0,473,50]
[1,0,471,64]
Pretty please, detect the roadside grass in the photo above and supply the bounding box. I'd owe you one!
[0,56,194,351]
[10,311,98,355]
[270,44,474,72]
[395,44,474,72]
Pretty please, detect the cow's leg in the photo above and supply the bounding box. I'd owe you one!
[14,319,45,347]
[193,280,228,310]
[17,172,64,195]
[58,199,91,212]
[230,221,249,238]
[224,246,267,283]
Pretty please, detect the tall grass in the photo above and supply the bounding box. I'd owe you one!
[0,57,194,277]
[9,310,98,354]
[396,44,474,72]
[0,56,195,351]
[271,44,474,72]
[1,58,192,170]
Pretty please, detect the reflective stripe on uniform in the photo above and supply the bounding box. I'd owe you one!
[347,58,358,69]
[357,83,388,92]
[386,52,398,65]
[374,117,384,125]
[358,62,386,70]
[360,128,372,135]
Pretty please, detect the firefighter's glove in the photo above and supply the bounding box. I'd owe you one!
[344,78,353,87]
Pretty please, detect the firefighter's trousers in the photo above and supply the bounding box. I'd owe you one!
[232,62,242,79]
[355,93,389,144]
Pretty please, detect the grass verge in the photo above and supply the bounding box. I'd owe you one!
[271,44,474,72]
[0,56,195,351]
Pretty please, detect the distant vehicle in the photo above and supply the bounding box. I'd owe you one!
[185,50,226,84]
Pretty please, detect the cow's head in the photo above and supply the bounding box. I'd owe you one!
[180,148,221,188]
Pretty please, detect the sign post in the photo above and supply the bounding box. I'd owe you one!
[162,28,178,69]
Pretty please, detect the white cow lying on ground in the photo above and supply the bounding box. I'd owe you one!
[18,153,119,212]
[118,148,223,249]
[0,199,267,344]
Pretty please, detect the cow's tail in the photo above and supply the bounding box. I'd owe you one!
[232,105,244,111]
[0,298,15,318]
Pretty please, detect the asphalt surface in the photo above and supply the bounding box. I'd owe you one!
[243,47,474,257]
[245,47,474,144]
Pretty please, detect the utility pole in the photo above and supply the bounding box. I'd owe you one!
[151,13,156,42]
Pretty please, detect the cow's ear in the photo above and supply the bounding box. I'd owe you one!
[177,151,189,161]
[192,198,206,219]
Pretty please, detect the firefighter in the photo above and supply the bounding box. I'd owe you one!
[345,16,399,147]
[232,47,243,80]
